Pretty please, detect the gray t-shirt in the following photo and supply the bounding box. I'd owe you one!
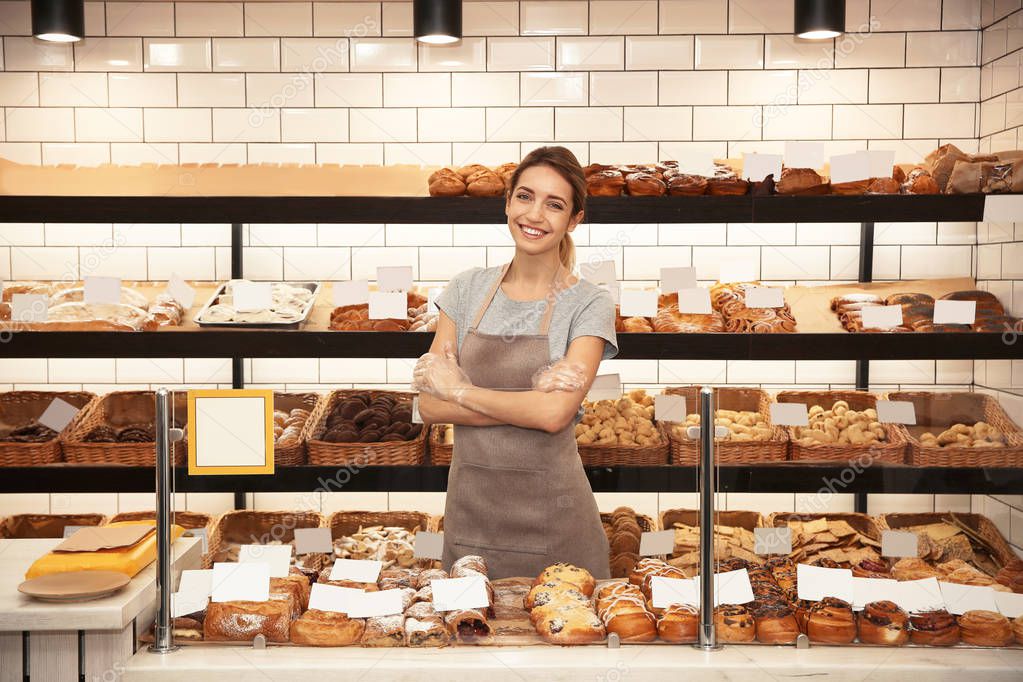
[435,265,619,423]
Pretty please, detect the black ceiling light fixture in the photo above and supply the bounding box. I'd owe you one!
[31,0,84,42]
[414,0,461,45]
[795,0,845,40]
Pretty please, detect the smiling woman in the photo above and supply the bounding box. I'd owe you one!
[413,146,618,580]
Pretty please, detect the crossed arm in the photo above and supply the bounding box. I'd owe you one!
[416,310,605,434]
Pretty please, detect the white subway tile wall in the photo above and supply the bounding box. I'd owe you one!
[975,2,1023,554]
[0,1,1019,531]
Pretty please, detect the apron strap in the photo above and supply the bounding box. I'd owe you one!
[469,261,567,334]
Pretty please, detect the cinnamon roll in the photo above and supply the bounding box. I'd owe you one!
[858,600,908,646]
[909,609,960,646]
[807,597,856,644]
[958,610,1013,647]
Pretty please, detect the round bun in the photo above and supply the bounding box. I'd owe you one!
[597,594,657,642]
[714,604,756,643]
[657,603,698,643]
[858,600,909,646]
[958,609,1013,647]
[909,609,960,646]
[536,605,606,645]
[587,170,626,197]
[429,173,466,197]
[625,172,666,196]
[752,600,799,644]
[532,563,595,596]
[807,597,856,644]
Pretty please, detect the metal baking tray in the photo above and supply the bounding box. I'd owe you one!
[195,281,320,329]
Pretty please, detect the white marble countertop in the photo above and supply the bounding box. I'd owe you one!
[0,536,200,632]
[123,641,1023,682]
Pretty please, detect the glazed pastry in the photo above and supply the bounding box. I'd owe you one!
[535,604,606,645]
[892,558,943,582]
[1013,614,1023,645]
[416,568,449,589]
[714,604,756,642]
[902,167,939,194]
[596,593,657,642]
[532,563,595,596]
[909,609,960,646]
[667,174,708,196]
[752,600,800,644]
[625,172,666,196]
[958,609,1013,647]
[444,608,493,643]
[706,175,749,196]
[996,559,1023,593]
[830,179,870,195]
[587,169,626,196]
[858,600,909,646]
[867,177,900,194]
[656,603,699,643]
[203,600,293,643]
[361,614,406,647]
[806,597,856,644]
[289,609,365,646]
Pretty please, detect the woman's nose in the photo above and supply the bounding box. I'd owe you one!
[526,199,543,220]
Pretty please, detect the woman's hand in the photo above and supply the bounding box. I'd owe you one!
[531,358,588,393]
[412,341,473,404]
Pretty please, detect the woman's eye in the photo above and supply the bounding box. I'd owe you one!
[548,202,564,211]
[517,192,531,201]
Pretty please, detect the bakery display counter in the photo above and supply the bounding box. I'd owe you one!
[119,639,1023,682]
[0,536,201,681]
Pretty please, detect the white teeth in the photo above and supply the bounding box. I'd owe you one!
[521,225,545,238]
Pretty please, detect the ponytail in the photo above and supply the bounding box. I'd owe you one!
[558,231,576,272]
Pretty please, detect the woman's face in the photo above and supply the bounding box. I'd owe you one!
[505,164,582,256]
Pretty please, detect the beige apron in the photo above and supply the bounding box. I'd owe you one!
[442,262,610,580]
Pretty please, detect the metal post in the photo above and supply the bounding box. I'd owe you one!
[854,221,874,514]
[696,387,722,651]
[149,388,178,654]
[231,222,247,512]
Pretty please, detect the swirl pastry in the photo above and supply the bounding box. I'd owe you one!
[404,602,451,647]
[625,172,666,196]
[958,609,1013,647]
[858,600,909,646]
[1013,614,1023,645]
[807,597,856,644]
[361,614,406,647]
[445,608,493,643]
[706,175,749,195]
[289,609,365,646]
[752,600,799,644]
[667,174,708,195]
[714,604,756,642]
[587,170,626,196]
[909,609,960,646]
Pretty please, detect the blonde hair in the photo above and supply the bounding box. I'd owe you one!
[509,145,585,274]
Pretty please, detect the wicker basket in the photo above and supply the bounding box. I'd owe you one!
[306,389,426,466]
[886,391,1023,467]
[328,510,438,569]
[429,424,454,466]
[599,511,656,532]
[659,508,764,533]
[0,513,106,538]
[0,390,96,466]
[62,390,188,466]
[660,386,788,465]
[207,510,325,565]
[273,392,322,467]
[878,511,1017,570]
[577,394,670,466]
[109,509,213,531]
[775,390,907,465]
[768,511,882,542]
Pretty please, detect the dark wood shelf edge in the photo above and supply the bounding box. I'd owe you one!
[4,331,1019,359]
[0,194,988,224]
[1,465,1019,494]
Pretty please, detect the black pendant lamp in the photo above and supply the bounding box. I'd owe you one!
[794,0,845,40]
[414,0,461,45]
[32,0,84,42]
